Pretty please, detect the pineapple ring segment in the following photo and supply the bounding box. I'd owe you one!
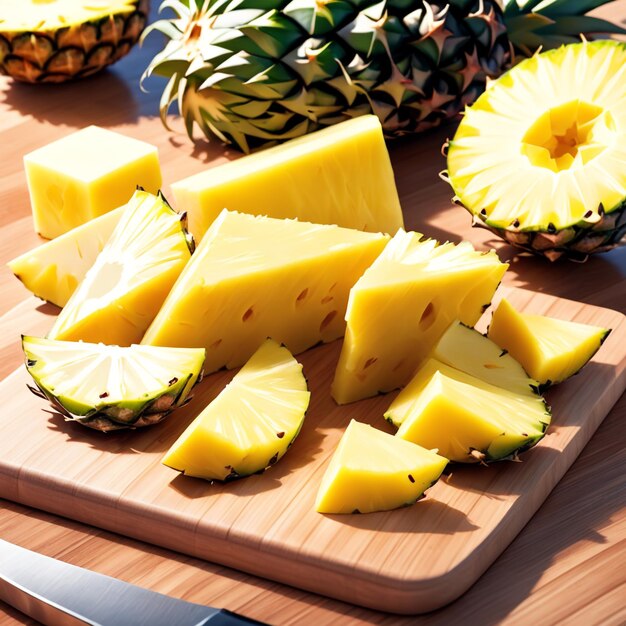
[0,0,137,32]
[448,40,626,231]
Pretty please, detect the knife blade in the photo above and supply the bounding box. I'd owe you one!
[0,538,266,626]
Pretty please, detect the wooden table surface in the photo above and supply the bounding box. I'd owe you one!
[0,3,625,625]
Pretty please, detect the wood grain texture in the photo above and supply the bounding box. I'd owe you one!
[0,286,624,614]
[0,1,625,623]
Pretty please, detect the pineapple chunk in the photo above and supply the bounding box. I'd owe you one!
[162,339,310,481]
[315,420,448,514]
[24,126,161,239]
[171,115,403,242]
[142,210,389,374]
[23,336,205,432]
[48,190,192,345]
[394,370,551,463]
[8,206,123,307]
[432,321,541,398]
[488,298,611,386]
[331,231,508,404]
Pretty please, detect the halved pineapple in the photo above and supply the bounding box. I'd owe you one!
[315,420,448,514]
[8,206,123,307]
[393,369,551,463]
[488,298,611,386]
[142,210,389,374]
[432,321,541,397]
[23,336,205,432]
[331,230,508,404]
[447,40,626,261]
[48,190,193,345]
[162,339,310,481]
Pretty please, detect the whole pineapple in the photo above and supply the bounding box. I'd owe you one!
[144,0,624,152]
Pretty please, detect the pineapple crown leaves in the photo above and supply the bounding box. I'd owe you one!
[144,0,625,152]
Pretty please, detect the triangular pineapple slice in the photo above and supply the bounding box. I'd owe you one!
[142,210,389,374]
[331,230,508,404]
[315,420,448,514]
[23,336,205,432]
[432,321,541,397]
[162,339,310,481]
[394,370,551,463]
[488,298,611,386]
[8,207,123,307]
[48,190,193,345]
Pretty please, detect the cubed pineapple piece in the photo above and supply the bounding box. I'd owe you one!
[162,339,310,481]
[8,206,123,307]
[171,115,403,242]
[331,231,508,404]
[488,298,611,386]
[432,321,541,397]
[24,126,161,238]
[142,210,389,374]
[47,190,192,345]
[315,420,448,514]
[393,369,551,463]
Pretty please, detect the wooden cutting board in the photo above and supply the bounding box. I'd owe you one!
[0,286,623,614]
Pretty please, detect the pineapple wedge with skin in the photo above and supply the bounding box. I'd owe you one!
[162,339,310,481]
[331,230,508,404]
[171,115,403,242]
[315,420,448,515]
[23,336,205,432]
[393,370,551,464]
[8,207,123,308]
[432,321,541,398]
[142,210,389,374]
[48,190,193,346]
[488,298,611,387]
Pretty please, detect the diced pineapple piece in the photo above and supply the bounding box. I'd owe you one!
[8,206,123,307]
[432,321,541,397]
[171,115,403,242]
[315,420,448,514]
[393,369,551,463]
[47,190,192,345]
[24,126,161,238]
[331,231,508,404]
[162,339,310,481]
[142,210,389,374]
[488,298,611,386]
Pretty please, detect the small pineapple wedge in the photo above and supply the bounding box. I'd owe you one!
[23,336,205,432]
[488,299,611,387]
[162,339,310,481]
[48,190,193,345]
[331,230,508,404]
[315,420,448,514]
[392,368,551,463]
[8,207,123,307]
[142,211,389,374]
[432,321,541,398]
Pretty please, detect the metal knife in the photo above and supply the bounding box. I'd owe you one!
[0,538,267,626]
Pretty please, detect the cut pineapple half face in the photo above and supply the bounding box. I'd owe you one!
[331,230,508,404]
[488,298,610,386]
[315,420,448,514]
[432,321,541,398]
[0,0,137,32]
[23,336,205,432]
[48,190,193,346]
[448,40,626,260]
[162,339,310,481]
[392,368,551,463]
